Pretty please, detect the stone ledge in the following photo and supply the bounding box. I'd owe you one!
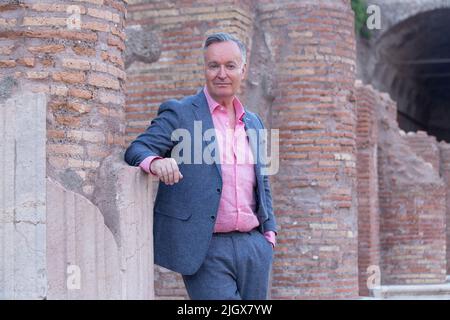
[371,276,450,299]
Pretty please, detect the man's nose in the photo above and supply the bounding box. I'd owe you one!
[217,65,227,79]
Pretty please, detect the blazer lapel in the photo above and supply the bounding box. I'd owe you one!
[191,91,222,178]
[242,114,262,183]
[191,91,262,183]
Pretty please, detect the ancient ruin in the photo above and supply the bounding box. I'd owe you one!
[1,0,450,299]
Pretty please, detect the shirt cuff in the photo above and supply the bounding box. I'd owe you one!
[264,231,276,248]
[139,156,162,176]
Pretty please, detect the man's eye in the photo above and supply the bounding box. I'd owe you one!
[227,65,236,69]
[209,64,219,69]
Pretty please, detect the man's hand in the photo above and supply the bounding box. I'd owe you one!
[150,158,183,185]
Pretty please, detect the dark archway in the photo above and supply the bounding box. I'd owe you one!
[365,9,450,142]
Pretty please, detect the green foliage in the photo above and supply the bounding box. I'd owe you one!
[351,0,371,39]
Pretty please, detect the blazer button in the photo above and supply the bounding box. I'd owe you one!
[210,215,215,220]
[216,188,221,193]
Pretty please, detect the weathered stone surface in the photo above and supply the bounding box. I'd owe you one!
[94,152,156,299]
[47,178,120,299]
[125,25,161,69]
[0,76,18,102]
[0,91,47,299]
[47,154,155,299]
[372,277,450,299]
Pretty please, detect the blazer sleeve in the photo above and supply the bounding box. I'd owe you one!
[124,101,180,167]
[254,114,278,235]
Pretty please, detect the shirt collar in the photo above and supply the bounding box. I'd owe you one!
[203,85,245,122]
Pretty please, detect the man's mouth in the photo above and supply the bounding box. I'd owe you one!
[214,83,232,86]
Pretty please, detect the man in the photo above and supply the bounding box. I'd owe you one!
[124,32,277,300]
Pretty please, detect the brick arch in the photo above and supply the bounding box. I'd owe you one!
[371,0,450,39]
[365,8,450,142]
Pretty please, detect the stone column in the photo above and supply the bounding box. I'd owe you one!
[0,0,128,199]
[257,0,359,299]
[0,91,47,299]
[355,82,381,297]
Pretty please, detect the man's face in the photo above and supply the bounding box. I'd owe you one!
[204,41,246,103]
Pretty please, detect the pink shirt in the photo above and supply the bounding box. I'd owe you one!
[203,86,259,234]
[139,87,275,246]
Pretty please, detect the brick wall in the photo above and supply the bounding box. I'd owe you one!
[0,92,47,299]
[374,88,447,285]
[256,0,358,299]
[402,131,440,173]
[438,142,450,274]
[126,0,254,146]
[0,0,128,199]
[355,82,380,296]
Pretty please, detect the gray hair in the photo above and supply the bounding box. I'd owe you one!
[204,32,247,65]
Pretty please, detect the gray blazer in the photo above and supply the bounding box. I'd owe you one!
[124,90,277,275]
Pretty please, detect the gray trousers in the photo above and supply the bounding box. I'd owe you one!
[182,229,273,300]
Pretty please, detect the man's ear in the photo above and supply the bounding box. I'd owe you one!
[241,63,247,80]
